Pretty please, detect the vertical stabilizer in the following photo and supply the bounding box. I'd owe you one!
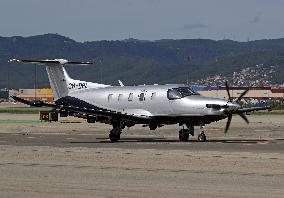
[8,59,109,101]
[45,64,69,100]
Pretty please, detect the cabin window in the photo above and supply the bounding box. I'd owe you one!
[128,93,133,101]
[108,94,113,102]
[151,92,156,100]
[139,93,145,101]
[118,94,123,101]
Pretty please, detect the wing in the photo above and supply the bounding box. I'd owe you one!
[237,106,272,113]
[11,96,149,122]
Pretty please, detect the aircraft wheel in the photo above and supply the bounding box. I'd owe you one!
[198,133,206,142]
[109,128,121,142]
[179,129,189,142]
[87,117,96,123]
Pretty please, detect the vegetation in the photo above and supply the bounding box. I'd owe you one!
[1,34,284,88]
[252,110,284,115]
[0,107,49,114]
[267,100,284,110]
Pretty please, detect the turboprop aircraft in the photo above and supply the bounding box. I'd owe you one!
[8,59,271,142]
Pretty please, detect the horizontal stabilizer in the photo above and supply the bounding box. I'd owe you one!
[8,59,93,66]
[11,96,55,108]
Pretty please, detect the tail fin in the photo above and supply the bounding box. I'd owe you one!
[8,59,109,100]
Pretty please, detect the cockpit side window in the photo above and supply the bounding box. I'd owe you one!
[167,87,199,100]
[177,87,200,97]
[167,89,182,100]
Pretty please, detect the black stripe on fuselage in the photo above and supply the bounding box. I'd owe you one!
[56,96,103,110]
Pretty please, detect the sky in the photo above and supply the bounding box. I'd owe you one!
[0,0,284,42]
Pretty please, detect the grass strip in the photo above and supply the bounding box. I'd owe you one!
[0,120,48,124]
[0,109,40,114]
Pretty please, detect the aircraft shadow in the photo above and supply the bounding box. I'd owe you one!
[70,137,273,144]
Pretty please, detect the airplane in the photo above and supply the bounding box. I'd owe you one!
[8,59,271,142]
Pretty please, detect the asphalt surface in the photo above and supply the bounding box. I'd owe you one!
[0,113,283,198]
[0,131,284,153]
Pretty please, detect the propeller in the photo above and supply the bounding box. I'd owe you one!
[224,114,232,134]
[236,89,249,104]
[225,81,232,102]
[224,82,249,134]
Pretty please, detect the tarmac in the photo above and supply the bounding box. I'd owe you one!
[0,113,283,197]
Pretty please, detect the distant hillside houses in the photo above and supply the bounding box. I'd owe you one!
[193,64,278,87]
[192,86,284,102]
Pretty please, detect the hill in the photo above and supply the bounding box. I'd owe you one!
[0,33,284,89]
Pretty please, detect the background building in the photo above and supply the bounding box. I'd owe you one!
[17,88,53,103]
[0,89,19,102]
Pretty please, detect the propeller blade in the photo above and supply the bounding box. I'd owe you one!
[238,113,249,124]
[225,81,232,102]
[236,89,249,104]
[224,114,232,134]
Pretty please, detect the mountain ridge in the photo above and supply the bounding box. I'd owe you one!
[0,34,284,89]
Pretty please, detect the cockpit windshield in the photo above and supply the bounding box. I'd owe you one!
[167,87,199,100]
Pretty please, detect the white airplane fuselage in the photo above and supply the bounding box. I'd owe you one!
[66,84,231,118]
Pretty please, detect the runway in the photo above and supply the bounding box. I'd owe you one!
[0,114,283,197]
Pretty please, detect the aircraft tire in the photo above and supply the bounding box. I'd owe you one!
[87,117,96,123]
[179,129,189,141]
[198,133,206,142]
[109,128,121,142]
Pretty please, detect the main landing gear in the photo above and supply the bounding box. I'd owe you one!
[179,129,190,141]
[109,127,121,142]
[179,125,207,142]
[108,120,133,142]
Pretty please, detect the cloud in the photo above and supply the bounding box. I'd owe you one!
[146,0,161,3]
[250,14,261,24]
[183,23,209,30]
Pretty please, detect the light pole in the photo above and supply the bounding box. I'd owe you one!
[186,56,191,86]
[34,64,37,100]
[99,59,103,84]
[7,65,10,102]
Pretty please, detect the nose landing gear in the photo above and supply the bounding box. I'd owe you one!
[197,126,207,142]
[178,125,207,142]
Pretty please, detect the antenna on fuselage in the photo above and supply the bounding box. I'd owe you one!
[118,80,124,87]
